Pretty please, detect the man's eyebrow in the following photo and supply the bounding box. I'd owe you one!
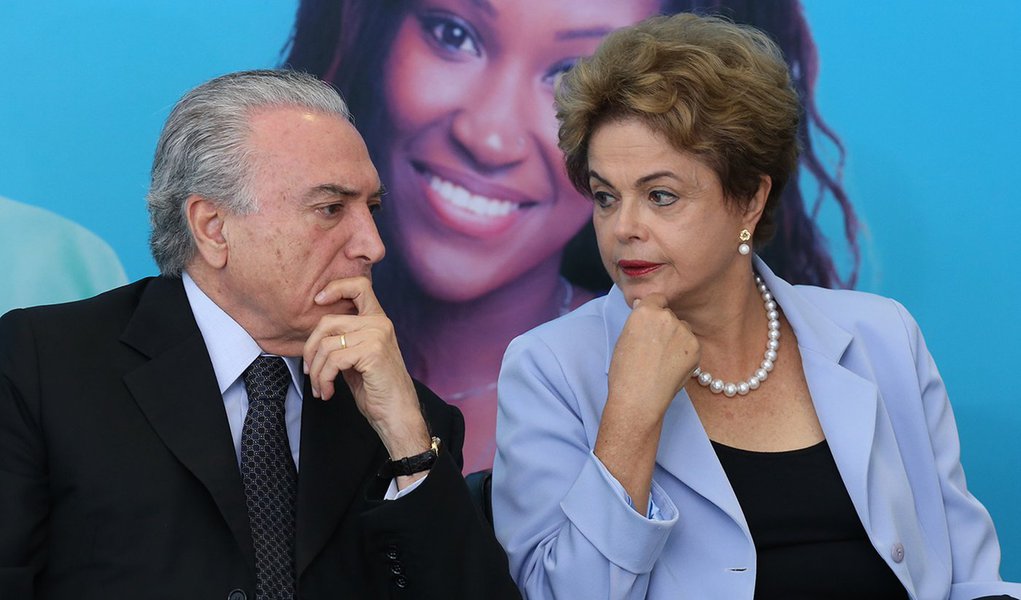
[308,183,360,199]
[307,183,386,201]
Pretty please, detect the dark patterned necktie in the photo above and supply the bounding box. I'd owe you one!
[241,356,297,600]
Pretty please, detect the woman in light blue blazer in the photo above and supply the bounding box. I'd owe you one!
[492,14,1020,600]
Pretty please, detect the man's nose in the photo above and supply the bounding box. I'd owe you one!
[345,204,386,266]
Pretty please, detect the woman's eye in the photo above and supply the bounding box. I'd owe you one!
[421,14,481,57]
[650,190,678,206]
[543,58,578,85]
[592,191,615,209]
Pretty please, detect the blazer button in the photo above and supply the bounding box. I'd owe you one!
[394,575,408,589]
[891,542,905,563]
[227,590,247,600]
[386,545,400,561]
[391,562,404,575]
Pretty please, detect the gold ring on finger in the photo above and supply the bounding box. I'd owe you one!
[339,333,347,350]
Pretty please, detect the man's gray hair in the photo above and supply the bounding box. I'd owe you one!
[147,69,352,276]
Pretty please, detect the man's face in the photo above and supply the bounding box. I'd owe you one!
[217,106,385,350]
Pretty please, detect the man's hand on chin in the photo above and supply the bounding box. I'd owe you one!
[302,276,432,489]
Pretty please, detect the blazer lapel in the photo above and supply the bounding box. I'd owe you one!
[294,377,382,576]
[756,258,879,532]
[799,348,879,532]
[657,391,750,534]
[120,277,256,571]
[759,258,931,592]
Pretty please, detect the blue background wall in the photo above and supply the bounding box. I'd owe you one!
[1,0,1018,580]
[803,1,1021,580]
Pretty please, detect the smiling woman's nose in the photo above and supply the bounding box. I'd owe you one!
[449,77,533,170]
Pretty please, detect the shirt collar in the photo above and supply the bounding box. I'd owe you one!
[182,271,304,396]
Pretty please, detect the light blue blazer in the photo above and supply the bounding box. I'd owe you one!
[493,257,1020,600]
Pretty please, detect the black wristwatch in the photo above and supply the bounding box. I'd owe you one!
[380,437,441,478]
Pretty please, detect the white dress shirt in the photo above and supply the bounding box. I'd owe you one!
[182,272,421,499]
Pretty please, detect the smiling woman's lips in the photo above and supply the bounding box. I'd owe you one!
[413,163,544,238]
[429,174,518,217]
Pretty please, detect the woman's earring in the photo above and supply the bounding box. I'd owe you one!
[738,229,752,255]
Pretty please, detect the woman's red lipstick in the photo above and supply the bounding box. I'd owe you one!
[618,260,662,277]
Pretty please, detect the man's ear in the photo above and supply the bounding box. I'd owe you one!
[742,175,772,232]
[186,194,228,269]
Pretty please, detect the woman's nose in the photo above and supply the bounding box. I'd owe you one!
[449,67,534,171]
[613,200,646,242]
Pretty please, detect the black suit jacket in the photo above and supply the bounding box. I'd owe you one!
[0,277,520,599]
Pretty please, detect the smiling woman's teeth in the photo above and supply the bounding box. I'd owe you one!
[430,175,518,217]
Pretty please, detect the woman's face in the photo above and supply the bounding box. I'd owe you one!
[589,118,764,311]
[381,0,659,301]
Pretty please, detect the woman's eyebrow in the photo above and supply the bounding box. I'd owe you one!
[635,171,680,185]
[469,0,497,17]
[555,27,614,42]
[588,170,615,189]
[590,170,683,189]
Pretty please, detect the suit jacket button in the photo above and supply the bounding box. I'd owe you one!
[386,545,400,560]
[227,590,247,600]
[891,542,905,563]
[390,562,404,575]
[394,575,408,589]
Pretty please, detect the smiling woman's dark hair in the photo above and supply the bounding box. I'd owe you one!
[282,0,859,289]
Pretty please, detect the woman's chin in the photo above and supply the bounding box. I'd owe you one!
[406,260,504,304]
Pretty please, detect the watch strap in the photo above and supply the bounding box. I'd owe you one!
[380,437,441,478]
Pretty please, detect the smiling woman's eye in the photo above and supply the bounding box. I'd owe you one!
[650,190,679,207]
[420,13,481,57]
[543,58,578,86]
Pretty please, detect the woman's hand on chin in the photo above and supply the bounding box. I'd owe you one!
[595,292,699,511]
[608,292,700,420]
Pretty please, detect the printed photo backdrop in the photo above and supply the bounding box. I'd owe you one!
[1,0,1018,579]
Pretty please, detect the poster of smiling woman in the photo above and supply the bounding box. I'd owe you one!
[285,0,860,472]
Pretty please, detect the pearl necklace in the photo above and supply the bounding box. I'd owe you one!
[691,275,780,397]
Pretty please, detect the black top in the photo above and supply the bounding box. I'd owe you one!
[713,439,908,600]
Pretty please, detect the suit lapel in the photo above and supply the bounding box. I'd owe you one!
[120,277,256,571]
[294,376,382,576]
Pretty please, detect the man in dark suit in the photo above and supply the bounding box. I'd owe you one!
[0,70,519,600]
